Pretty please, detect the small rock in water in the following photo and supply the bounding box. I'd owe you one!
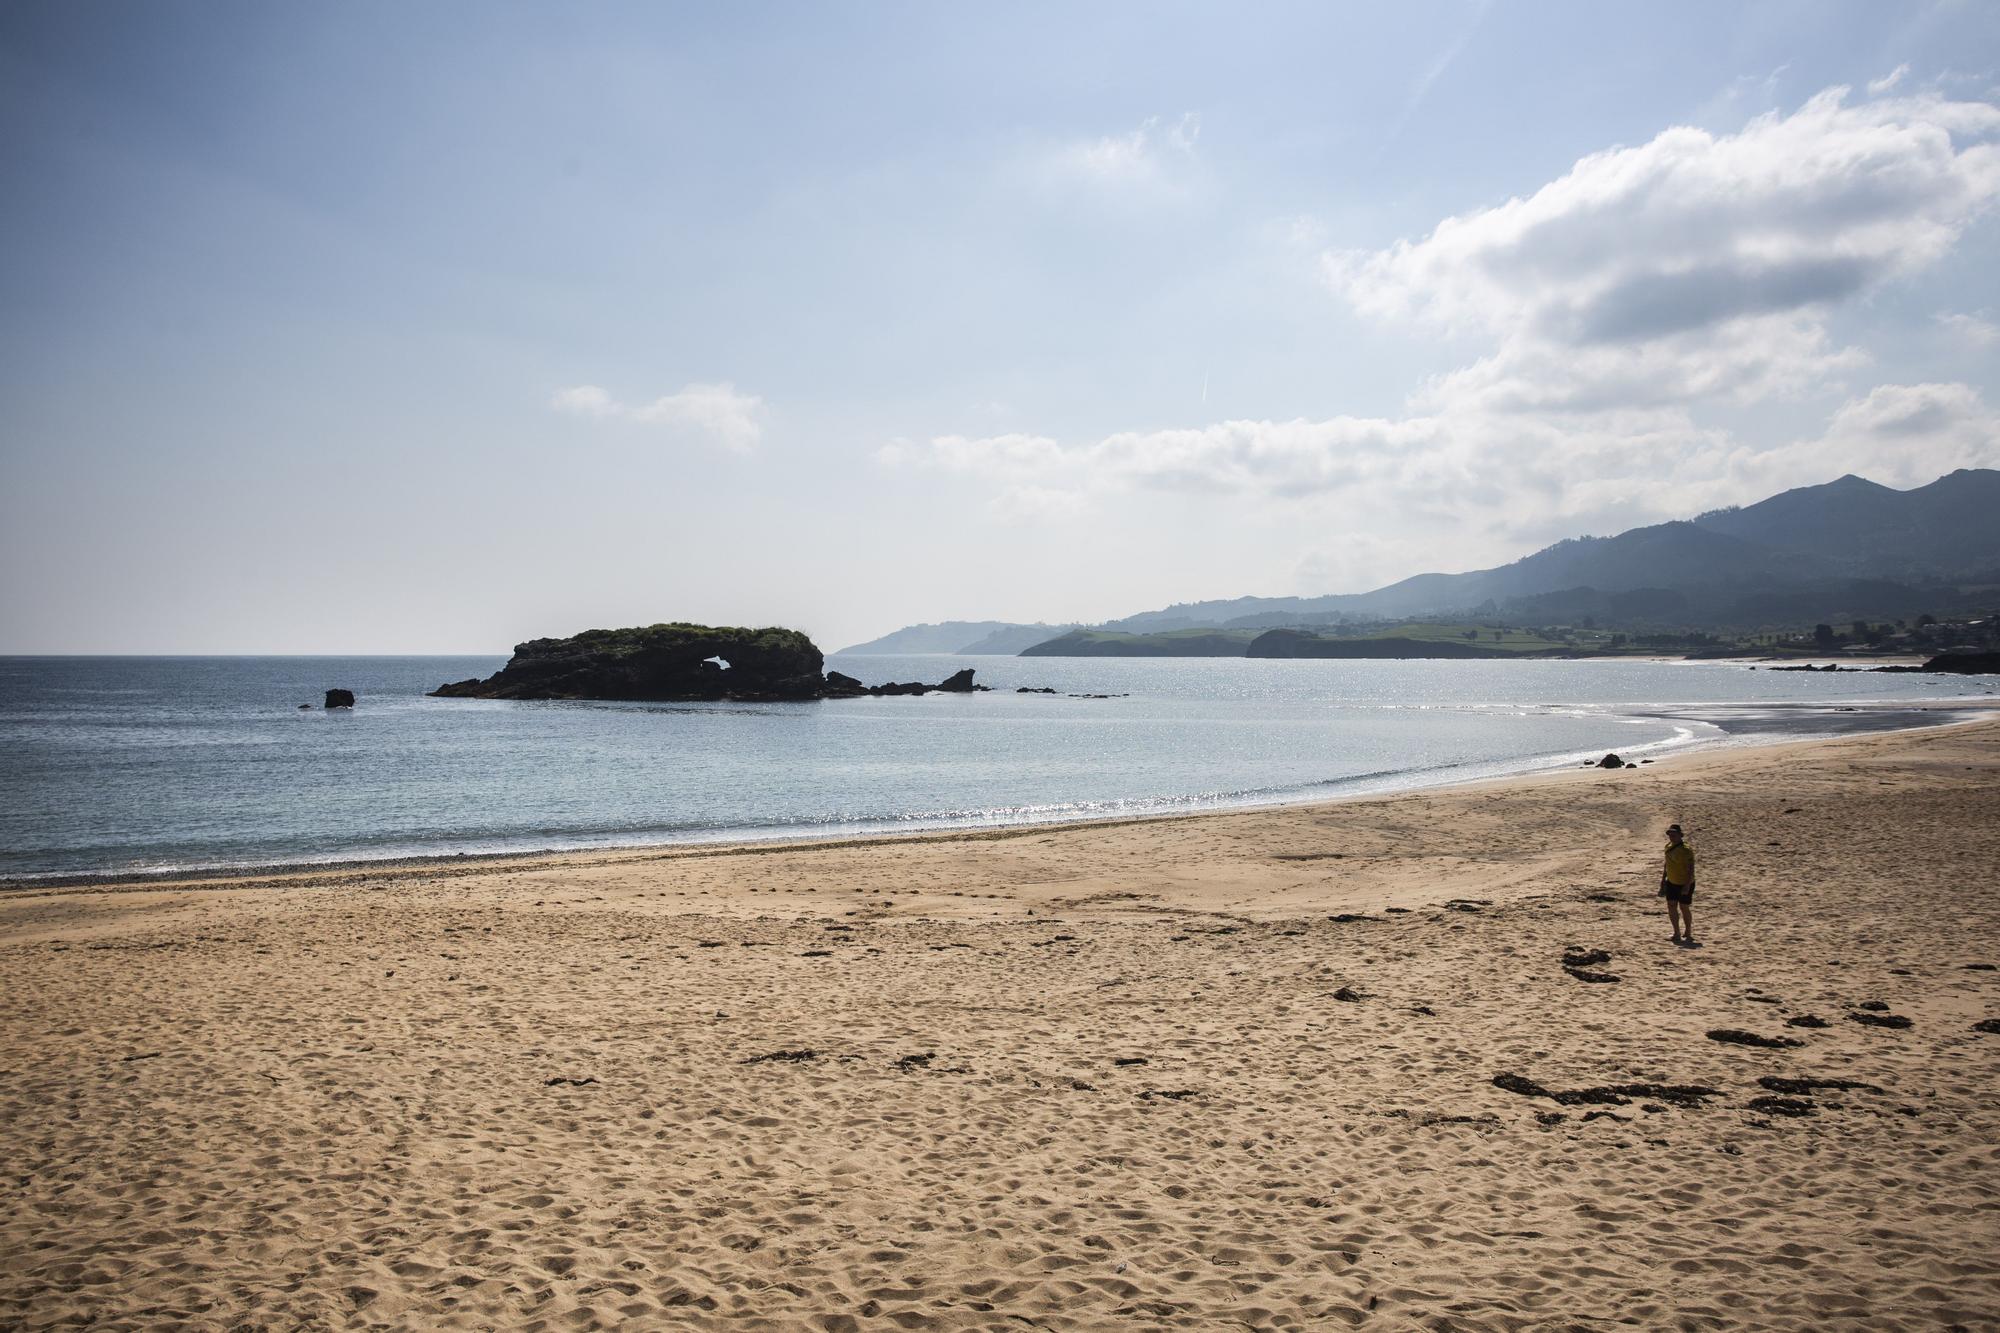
[324,688,355,709]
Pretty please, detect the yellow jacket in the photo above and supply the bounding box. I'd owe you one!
[1663,841,1695,886]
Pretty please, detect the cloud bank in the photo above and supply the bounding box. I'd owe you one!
[885,85,2000,567]
[551,382,764,451]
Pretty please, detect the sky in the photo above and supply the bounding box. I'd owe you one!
[2,1,1998,653]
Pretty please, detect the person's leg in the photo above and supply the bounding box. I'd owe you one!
[1666,893,1683,942]
[1680,895,1695,945]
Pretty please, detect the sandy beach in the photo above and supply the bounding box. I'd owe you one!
[4,719,1999,1330]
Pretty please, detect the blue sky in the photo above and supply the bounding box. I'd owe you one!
[3,1,1997,651]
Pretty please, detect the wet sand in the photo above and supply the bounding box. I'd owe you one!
[3,719,1998,1329]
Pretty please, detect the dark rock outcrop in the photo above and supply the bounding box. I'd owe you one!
[432,624,827,701]
[432,624,1008,702]
[1918,651,2000,675]
[325,689,355,709]
[1598,753,1625,768]
[1492,1073,1721,1108]
[822,665,993,697]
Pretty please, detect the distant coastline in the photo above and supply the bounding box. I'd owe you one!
[842,468,2000,664]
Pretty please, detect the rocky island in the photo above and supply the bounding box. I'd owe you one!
[430,623,992,701]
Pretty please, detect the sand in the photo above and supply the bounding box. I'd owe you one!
[3,719,1999,1330]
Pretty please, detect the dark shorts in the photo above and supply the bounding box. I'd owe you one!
[1660,877,1694,904]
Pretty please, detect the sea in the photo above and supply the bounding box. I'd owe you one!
[1,653,1992,882]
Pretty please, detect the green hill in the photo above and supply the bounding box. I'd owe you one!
[1018,629,1260,657]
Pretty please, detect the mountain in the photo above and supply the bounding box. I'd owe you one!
[1246,630,1513,659]
[1690,470,2000,578]
[1099,596,1360,634]
[957,623,1087,654]
[837,620,1079,655]
[1096,468,1999,630]
[851,469,1999,652]
[1019,629,1261,657]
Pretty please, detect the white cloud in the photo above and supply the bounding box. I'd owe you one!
[1708,381,2000,497]
[550,384,616,419]
[1391,0,1492,139]
[889,416,1433,502]
[884,379,1997,556]
[1414,317,1871,418]
[885,85,2000,575]
[1325,87,2000,412]
[1868,64,1911,96]
[989,485,1094,522]
[1048,113,1201,189]
[1816,380,2000,477]
[1936,309,2000,345]
[550,381,764,451]
[927,432,1071,474]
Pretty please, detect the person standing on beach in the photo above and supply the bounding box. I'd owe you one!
[1661,823,1696,947]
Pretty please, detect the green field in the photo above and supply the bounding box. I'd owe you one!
[1351,622,1575,653]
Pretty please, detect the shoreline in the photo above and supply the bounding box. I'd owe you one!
[4,704,1997,1327]
[11,698,1993,899]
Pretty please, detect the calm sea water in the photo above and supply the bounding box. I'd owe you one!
[0,654,1991,880]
